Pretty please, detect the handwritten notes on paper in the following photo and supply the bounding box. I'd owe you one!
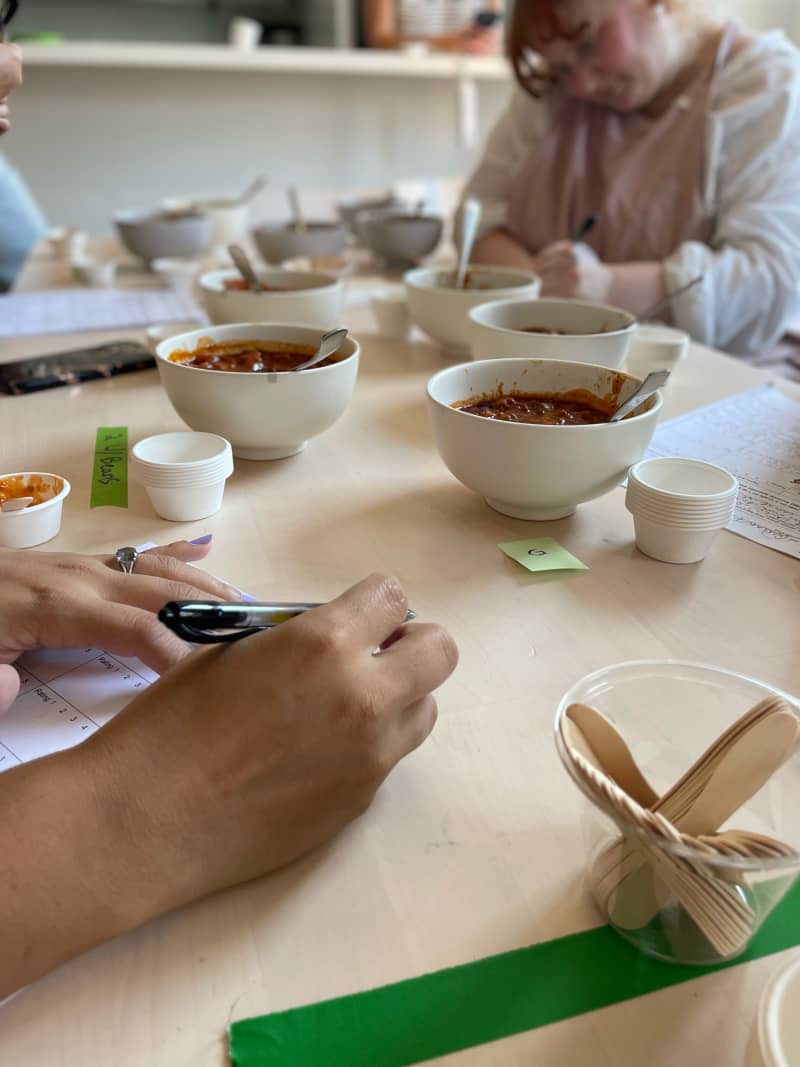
[498,537,588,574]
[645,385,800,559]
[91,426,128,508]
[0,648,157,771]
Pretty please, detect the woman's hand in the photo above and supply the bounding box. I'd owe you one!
[533,240,612,302]
[0,539,239,689]
[0,43,23,135]
[0,574,459,995]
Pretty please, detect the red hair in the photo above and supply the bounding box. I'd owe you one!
[508,0,666,97]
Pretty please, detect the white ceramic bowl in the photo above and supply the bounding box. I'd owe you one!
[468,298,637,369]
[0,473,71,548]
[199,268,343,329]
[155,323,360,460]
[114,209,210,263]
[427,359,661,520]
[252,222,348,264]
[405,265,541,356]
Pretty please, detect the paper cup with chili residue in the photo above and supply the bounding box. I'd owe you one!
[0,473,71,548]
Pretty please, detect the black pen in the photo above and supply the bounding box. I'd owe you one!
[159,600,417,644]
[571,212,600,243]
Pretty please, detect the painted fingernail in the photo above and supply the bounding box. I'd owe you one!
[189,533,213,545]
[240,592,257,603]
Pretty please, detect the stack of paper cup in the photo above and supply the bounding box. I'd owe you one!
[626,457,738,564]
[131,432,233,522]
[626,323,689,380]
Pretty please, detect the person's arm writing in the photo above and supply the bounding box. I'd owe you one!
[0,574,457,998]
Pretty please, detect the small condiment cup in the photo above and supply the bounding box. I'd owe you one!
[758,956,800,1067]
[145,321,205,355]
[228,15,262,49]
[626,457,738,564]
[0,473,71,548]
[369,285,411,340]
[625,323,689,380]
[72,256,117,287]
[131,432,233,521]
[151,257,199,294]
[46,227,87,260]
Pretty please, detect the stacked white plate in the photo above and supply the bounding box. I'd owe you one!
[626,457,738,564]
[131,431,234,521]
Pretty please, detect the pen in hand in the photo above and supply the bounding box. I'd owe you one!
[159,600,417,644]
[571,213,600,244]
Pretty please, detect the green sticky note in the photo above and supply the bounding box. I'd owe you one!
[498,537,587,573]
[90,427,128,508]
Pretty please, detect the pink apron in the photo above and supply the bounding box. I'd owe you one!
[506,23,741,262]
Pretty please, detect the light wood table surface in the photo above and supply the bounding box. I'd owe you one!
[1,248,799,1066]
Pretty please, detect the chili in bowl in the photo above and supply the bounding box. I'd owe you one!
[155,323,360,461]
[199,268,343,330]
[427,358,661,521]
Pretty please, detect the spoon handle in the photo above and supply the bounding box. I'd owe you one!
[639,274,703,322]
[228,243,261,291]
[292,327,348,372]
[288,186,306,234]
[455,197,482,290]
[609,369,670,422]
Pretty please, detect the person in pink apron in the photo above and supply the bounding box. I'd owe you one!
[464,0,800,354]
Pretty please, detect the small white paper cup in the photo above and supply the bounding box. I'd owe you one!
[131,433,233,520]
[629,457,737,503]
[228,15,262,49]
[144,481,227,522]
[0,473,71,548]
[151,257,198,294]
[626,323,689,380]
[759,956,800,1067]
[145,321,205,355]
[370,286,412,340]
[632,512,725,564]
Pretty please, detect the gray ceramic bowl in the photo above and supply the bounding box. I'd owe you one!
[114,209,210,263]
[357,211,443,268]
[251,222,348,264]
[337,192,399,234]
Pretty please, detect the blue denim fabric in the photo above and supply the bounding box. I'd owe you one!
[0,155,45,290]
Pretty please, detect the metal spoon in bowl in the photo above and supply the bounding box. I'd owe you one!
[1,496,34,512]
[639,275,704,323]
[609,369,670,423]
[288,186,307,234]
[455,197,482,289]
[228,243,262,292]
[292,328,348,372]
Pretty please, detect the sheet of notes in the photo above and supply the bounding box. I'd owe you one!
[646,385,800,559]
[0,648,156,772]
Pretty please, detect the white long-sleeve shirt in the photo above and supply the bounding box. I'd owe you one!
[463,30,800,355]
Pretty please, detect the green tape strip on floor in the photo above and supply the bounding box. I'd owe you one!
[229,881,800,1066]
[90,427,128,508]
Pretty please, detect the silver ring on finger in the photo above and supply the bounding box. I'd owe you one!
[115,546,139,575]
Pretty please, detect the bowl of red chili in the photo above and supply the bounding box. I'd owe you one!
[155,323,360,461]
[426,358,661,520]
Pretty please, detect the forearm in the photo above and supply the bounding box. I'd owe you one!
[0,740,171,998]
[605,262,667,318]
[472,229,536,271]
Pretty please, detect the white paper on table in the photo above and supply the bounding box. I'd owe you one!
[0,648,157,772]
[0,288,204,337]
[644,384,800,559]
